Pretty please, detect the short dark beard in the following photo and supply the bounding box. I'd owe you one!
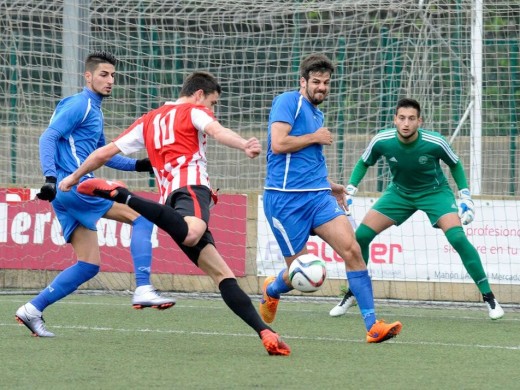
[306,86,326,106]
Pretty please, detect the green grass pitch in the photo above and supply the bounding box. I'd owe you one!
[1,294,518,389]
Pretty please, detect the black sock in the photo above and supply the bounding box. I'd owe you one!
[122,192,189,244]
[113,187,132,204]
[482,292,495,302]
[219,278,271,336]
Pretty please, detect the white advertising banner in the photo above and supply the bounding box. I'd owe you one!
[256,195,520,284]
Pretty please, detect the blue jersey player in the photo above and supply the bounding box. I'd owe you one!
[15,51,174,337]
[260,53,402,343]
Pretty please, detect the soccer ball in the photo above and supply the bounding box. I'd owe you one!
[288,254,327,293]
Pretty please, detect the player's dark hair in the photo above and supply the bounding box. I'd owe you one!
[300,53,335,80]
[180,71,222,97]
[396,98,421,117]
[85,51,117,72]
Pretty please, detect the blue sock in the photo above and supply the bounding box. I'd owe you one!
[31,261,100,311]
[131,216,153,287]
[266,269,292,299]
[347,269,376,331]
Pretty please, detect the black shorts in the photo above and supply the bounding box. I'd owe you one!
[165,185,215,265]
[166,185,212,223]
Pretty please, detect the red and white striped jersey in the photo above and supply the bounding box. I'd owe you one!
[114,101,216,203]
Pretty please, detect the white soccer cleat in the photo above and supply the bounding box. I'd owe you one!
[15,304,55,337]
[483,293,504,320]
[132,285,176,310]
[329,290,356,317]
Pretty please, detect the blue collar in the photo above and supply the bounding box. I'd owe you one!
[81,87,104,107]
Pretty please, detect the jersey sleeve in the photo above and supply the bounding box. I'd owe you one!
[360,132,385,166]
[348,159,370,187]
[39,127,61,177]
[47,96,88,138]
[191,107,217,132]
[105,154,138,171]
[269,92,299,126]
[435,134,460,167]
[113,115,147,154]
[449,160,469,190]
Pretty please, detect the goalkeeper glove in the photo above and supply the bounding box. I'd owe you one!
[457,188,475,225]
[345,184,358,216]
[135,158,154,174]
[36,176,57,202]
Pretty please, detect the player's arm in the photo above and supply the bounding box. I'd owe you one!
[94,131,150,172]
[438,137,475,223]
[328,179,348,209]
[204,121,261,158]
[59,142,121,191]
[270,122,332,154]
[344,158,371,214]
[36,127,61,201]
[348,158,370,187]
[449,160,469,190]
[449,160,475,225]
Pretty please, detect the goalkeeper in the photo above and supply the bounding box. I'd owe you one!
[330,98,504,320]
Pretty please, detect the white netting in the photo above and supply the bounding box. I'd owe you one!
[1,0,518,193]
[0,1,518,301]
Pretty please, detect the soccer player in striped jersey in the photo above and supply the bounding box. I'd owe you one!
[260,53,402,343]
[330,98,504,320]
[15,51,174,338]
[58,71,291,356]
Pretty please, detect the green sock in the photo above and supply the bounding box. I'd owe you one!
[355,224,377,264]
[445,226,491,294]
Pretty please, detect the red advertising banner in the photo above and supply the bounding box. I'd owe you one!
[0,189,246,276]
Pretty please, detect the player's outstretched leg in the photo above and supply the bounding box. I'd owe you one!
[15,303,55,337]
[218,278,290,356]
[259,276,279,324]
[366,320,402,343]
[329,289,356,317]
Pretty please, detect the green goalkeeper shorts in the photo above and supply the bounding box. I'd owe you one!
[371,183,459,228]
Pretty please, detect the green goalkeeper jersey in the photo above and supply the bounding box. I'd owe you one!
[357,128,464,194]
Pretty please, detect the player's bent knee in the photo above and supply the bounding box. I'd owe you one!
[183,232,203,247]
[179,231,216,265]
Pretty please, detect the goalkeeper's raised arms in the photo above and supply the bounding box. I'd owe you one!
[457,188,475,225]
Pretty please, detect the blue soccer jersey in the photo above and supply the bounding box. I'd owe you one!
[41,87,106,181]
[39,87,135,182]
[264,91,330,191]
[38,87,135,242]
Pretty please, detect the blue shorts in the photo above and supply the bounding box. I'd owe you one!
[263,189,344,257]
[52,186,113,242]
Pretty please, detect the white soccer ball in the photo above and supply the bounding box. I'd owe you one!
[288,254,327,293]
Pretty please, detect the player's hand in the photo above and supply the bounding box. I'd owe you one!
[244,137,262,158]
[58,175,78,192]
[314,127,333,145]
[135,158,154,173]
[457,188,475,225]
[345,184,358,216]
[36,176,57,201]
[330,182,347,209]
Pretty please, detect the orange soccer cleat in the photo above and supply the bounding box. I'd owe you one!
[260,329,291,356]
[259,276,279,324]
[77,178,127,200]
[366,320,402,343]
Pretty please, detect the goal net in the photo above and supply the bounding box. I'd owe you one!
[0,0,518,304]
